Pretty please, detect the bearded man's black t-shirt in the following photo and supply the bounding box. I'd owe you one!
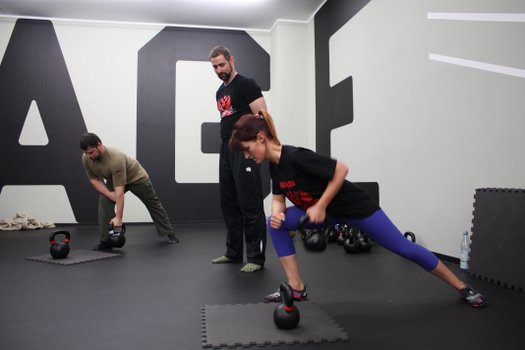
[216,74,263,141]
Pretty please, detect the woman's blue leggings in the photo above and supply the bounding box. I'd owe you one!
[268,206,439,272]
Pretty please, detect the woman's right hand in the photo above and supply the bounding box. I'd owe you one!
[270,212,286,229]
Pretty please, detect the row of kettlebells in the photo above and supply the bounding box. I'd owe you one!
[296,216,373,254]
[331,224,372,254]
[300,220,417,255]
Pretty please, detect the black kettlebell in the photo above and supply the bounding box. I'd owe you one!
[49,230,71,259]
[273,283,300,330]
[357,230,372,252]
[109,224,126,248]
[404,231,416,243]
[337,224,349,245]
[343,227,360,254]
[303,229,327,251]
[327,225,338,243]
[299,214,327,252]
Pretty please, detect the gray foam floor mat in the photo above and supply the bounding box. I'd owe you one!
[202,302,349,348]
[26,249,121,265]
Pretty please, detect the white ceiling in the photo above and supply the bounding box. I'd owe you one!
[0,0,326,31]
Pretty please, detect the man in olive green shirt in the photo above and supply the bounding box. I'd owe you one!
[80,132,178,250]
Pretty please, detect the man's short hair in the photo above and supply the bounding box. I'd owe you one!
[80,132,101,150]
[209,46,231,60]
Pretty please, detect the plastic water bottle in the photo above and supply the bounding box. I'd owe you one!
[460,231,469,271]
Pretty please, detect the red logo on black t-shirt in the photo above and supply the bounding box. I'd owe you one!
[286,190,318,210]
[279,180,296,189]
[217,95,233,118]
[279,180,317,210]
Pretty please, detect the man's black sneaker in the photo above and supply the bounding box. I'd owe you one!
[92,241,113,251]
[460,285,487,308]
[264,283,308,303]
[168,234,179,244]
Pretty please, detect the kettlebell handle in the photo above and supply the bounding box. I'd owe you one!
[298,214,331,231]
[279,283,295,308]
[109,223,126,235]
[298,214,308,230]
[404,231,416,242]
[49,230,71,244]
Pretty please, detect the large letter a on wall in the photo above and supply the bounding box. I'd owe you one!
[0,19,97,223]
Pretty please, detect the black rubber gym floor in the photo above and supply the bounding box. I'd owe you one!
[1,223,523,350]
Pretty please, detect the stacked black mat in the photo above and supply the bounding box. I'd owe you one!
[470,188,525,291]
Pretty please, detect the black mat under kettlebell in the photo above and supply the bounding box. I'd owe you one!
[201,302,349,348]
[26,249,121,265]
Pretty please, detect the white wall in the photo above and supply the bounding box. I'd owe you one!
[270,20,316,148]
[329,0,525,257]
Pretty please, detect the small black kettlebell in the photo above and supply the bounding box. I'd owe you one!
[337,224,349,245]
[327,225,338,243]
[109,224,126,248]
[273,283,300,330]
[343,227,360,254]
[357,230,372,253]
[299,214,328,252]
[49,231,71,259]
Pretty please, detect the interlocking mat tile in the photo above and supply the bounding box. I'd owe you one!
[26,249,121,265]
[201,302,349,348]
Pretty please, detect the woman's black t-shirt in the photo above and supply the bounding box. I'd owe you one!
[270,145,380,219]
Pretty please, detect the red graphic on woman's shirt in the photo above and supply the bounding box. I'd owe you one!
[279,180,296,189]
[217,95,234,118]
[279,180,317,210]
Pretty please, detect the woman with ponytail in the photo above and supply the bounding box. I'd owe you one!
[229,110,487,308]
